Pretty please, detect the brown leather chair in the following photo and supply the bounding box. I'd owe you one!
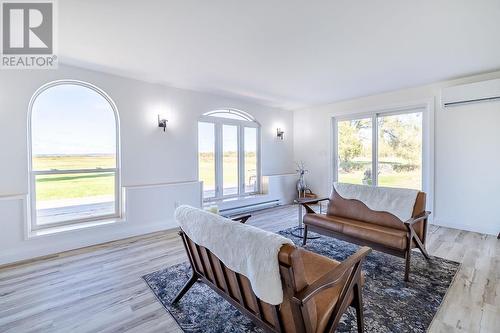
[174,230,371,332]
[302,189,430,281]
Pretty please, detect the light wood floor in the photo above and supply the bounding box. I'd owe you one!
[0,205,498,333]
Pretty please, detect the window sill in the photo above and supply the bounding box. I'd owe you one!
[27,217,125,239]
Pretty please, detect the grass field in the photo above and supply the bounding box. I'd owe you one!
[34,155,115,202]
[198,152,257,192]
[35,154,419,203]
[338,169,421,189]
[34,155,116,171]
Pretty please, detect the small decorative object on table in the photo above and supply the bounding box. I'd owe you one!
[295,161,310,198]
[292,161,321,239]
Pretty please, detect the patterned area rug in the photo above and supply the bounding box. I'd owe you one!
[143,228,460,332]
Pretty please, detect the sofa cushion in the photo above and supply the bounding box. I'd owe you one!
[304,214,408,250]
[300,250,345,333]
[279,247,367,333]
[278,246,318,333]
[327,188,427,240]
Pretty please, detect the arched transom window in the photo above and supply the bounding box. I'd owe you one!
[29,80,120,229]
[198,109,260,200]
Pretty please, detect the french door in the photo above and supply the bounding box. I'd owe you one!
[198,118,260,201]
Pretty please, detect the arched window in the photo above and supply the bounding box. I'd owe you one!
[29,80,120,229]
[198,109,260,200]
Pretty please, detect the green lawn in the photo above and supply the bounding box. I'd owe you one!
[198,152,256,190]
[338,169,421,189]
[36,172,115,201]
[34,155,116,170]
[35,154,419,202]
[34,155,115,201]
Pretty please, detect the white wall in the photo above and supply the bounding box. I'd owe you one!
[0,64,295,265]
[294,70,500,236]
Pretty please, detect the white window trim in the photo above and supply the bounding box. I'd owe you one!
[27,80,122,231]
[330,99,435,215]
[198,109,261,202]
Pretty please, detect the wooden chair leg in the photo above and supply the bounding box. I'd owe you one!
[411,230,430,260]
[302,225,308,246]
[353,284,364,333]
[419,245,430,260]
[172,274,198,304]
[404,249,411,282]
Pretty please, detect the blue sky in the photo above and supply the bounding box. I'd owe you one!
[31,84,116,156]
[32,84,257,156]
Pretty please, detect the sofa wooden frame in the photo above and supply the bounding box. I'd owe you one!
[301,198,431,282]
[173,228,371,333]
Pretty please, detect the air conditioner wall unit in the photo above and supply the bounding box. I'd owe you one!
[442,78,500,108]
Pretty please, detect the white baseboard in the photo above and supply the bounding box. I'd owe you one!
[0,219,177,266]
[432,218,498,236]
[0,181,201,266]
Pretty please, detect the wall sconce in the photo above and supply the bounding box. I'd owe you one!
[276,128,284,140]
[158,115,168,132]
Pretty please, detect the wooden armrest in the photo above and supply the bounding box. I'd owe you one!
[298,197,330,205]
[291,246,372,305]
[231,214,251,224]
[404,211,431,225]
[299,197,330,214]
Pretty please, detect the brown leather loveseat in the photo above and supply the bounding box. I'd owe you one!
[302,188,430,281]
[174,228,371,332]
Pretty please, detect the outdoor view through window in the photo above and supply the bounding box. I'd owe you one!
[337,111,423,190]
[30,83,119,227]
[198,110,259,200]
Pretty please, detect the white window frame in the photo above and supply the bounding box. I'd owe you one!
[198,109,261,201]
[331,100,434,213]
[27,80,122,230]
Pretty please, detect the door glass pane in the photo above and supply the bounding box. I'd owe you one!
[244,127,258,193]
[377,112,422,189]
[337,118,373,185]
[35,172,115,225]
[198,122,216,198]
[223,125,238,196]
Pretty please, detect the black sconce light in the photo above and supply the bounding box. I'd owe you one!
[276,128,284,140]
[158,115,168,132]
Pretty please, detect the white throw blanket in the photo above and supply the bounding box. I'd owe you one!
[175,205,293,305]
[333,182,418,221]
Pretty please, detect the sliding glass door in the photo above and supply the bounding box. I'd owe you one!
[337,118,373,185]
[335,109,423,190]
[377,112,422,189]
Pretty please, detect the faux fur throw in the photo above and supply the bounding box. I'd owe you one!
[174,205,293,305]
[333,182,419,221]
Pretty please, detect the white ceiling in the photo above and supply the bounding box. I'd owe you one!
[59,0,500,109]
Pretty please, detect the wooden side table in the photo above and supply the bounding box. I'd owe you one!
[229,214,251,224]
[291,198,321,239]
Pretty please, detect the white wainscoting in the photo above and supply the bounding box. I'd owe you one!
[0,181,202,266]
[214,173,297,215]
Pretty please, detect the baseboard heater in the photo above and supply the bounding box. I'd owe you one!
[219,199,281,216]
